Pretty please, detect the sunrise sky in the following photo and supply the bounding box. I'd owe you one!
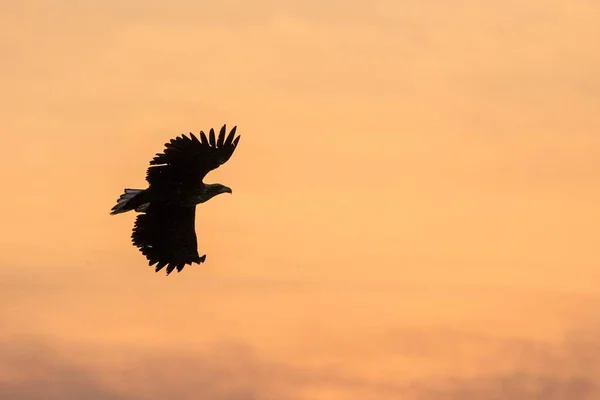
[2,0,600,398]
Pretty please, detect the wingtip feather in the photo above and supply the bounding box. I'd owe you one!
[217,125,226,147]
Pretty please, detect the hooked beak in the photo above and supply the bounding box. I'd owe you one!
[223,186,232,194]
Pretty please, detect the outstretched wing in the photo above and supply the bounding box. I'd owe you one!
[131,203,206,275]
[146,124,240,187]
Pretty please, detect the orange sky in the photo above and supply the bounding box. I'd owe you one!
[2,0,600,398]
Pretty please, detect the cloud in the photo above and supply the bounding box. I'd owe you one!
[2,324,600,400]
[385,326,600,400]
[408,374,595,400]
[0,340,128,400]
[0,338,292,400]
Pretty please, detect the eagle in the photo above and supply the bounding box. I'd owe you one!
[110,124,241,275]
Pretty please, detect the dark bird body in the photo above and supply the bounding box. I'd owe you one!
[110,124,240,275]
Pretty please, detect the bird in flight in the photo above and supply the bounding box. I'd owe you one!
[110,124,241,275]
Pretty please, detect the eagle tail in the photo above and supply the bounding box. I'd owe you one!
[110,188,147,215]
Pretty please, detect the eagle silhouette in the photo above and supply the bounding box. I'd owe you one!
[110,124,241,275]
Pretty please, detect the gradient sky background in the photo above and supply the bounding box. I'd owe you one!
[2,0,600,399]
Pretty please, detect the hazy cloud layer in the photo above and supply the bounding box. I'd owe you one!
[3,326,600,400]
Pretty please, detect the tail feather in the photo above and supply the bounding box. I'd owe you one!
[110,188,145,215]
